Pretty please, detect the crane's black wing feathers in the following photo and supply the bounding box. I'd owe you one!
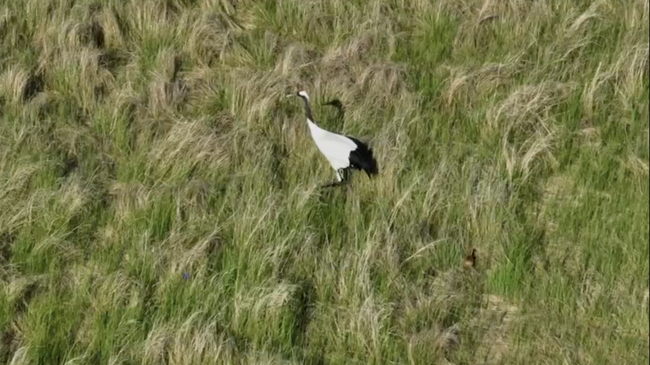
[345,136,379,177]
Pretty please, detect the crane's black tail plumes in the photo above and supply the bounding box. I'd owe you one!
[347,136,379,178]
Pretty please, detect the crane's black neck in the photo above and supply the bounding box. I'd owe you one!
[298,95,314,122]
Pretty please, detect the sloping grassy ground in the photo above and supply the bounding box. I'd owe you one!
[0,0,648,364]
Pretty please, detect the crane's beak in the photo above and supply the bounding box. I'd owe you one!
[285,93,295,98]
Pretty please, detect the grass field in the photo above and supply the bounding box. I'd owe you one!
[0,0,648,364]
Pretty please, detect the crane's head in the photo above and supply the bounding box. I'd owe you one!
[286,90,310,101]
[296,90,309,99]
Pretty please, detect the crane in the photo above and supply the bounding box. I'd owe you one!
[286,90,379,188]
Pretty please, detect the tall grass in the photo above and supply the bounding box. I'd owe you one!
[0,0,648,364]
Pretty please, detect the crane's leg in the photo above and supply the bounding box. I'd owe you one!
[339,168,351,183]
[320,168,350,189]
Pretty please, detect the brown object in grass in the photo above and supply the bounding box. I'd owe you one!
[463,248,477,270]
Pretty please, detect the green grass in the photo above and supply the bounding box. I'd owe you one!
[0,0,648,364]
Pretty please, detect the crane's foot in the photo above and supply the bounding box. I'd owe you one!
[320,179,352,189]
[320,181,344,189]
[320,168,352,189]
